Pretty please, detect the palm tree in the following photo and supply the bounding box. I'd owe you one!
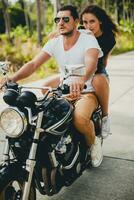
[18,0,30,33]
[36,0,42,44]
[1,0,11,42]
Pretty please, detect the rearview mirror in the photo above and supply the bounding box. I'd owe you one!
[64,64,86,78]
[0,61,10,75]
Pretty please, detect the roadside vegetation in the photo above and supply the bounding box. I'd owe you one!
[0,0,134,82]
[113,20,134,54]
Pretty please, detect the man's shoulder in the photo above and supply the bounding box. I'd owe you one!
[43,36,61,48]
[42,35,62,54]
[79,31,97,44]
[79,29,94,36]
[80,31,96,40]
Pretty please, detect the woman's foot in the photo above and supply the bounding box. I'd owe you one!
[101,115,111,139]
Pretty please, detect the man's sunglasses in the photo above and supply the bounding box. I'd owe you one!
[54,16,70,24]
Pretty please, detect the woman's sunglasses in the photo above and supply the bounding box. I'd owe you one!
[54,16,70,24]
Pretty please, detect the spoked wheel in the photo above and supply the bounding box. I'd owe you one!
[0,179,36,200]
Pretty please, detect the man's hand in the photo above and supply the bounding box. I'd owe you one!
[69,76,85,98]
[0,77,12,90]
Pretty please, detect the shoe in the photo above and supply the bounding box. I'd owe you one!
[91,136,103,167]
[101,115,110,139]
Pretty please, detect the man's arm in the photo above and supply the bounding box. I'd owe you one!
[69,48,99,98]
[84,48,99,82]
[11,51,51,82]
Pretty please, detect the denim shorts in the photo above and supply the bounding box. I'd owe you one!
[95,67,109,81]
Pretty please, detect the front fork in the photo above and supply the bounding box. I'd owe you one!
[1,138,10,163]
[22,111,44,200]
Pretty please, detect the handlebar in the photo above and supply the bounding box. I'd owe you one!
[2,82,87,105]
[4,82,87,95]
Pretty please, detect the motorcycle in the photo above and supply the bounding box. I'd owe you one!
[0,62,102,200]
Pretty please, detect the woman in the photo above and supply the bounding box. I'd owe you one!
[80,5,118,138]
[42,5,118,139]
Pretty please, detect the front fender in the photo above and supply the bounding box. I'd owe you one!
[0,162,28,192]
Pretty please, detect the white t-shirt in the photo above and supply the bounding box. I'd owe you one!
[42,32,103,92]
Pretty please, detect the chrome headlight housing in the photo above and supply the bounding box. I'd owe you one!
[0,107,27,138]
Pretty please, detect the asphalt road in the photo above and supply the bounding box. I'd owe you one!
[0,51,134,200]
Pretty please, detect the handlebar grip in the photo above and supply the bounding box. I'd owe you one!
[6,82,18,90]
[60,84,69,94]
[84,85,87,89]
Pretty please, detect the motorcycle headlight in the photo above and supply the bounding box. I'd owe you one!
[0,107,27,138]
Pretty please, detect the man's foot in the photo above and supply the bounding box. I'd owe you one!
[101,115,111,139]
[91,137,103,167]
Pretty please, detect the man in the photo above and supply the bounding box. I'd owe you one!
[1,5,103,167]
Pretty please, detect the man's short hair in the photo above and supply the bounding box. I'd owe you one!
[58,5,79,20]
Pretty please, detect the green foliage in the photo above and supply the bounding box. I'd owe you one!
[0,25,58,77]
[0,26,39,71]
[119,20,134,34]
[44,6,54,34]
[112,20,134,54]
[11,25,30,40]
[0,5,26,34]
[113,32,134,54]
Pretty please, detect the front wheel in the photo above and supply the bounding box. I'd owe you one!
[0,164,36,200]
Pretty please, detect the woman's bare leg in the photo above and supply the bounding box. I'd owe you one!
[92,74,110,138]
[92,74,109,117]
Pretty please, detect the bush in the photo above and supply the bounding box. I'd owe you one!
[0,26,58,78]
[0,30,40,72]
[119,20,134,34]
[113,31,134,54]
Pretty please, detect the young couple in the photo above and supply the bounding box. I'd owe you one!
[43,4,118,139]
[0,5,118,167]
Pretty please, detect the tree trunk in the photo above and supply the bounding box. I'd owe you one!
[114,0,118,23]
[18,0,30,30]
[1,0,12,42]
[36,0,42,45]
[50,0,58,18]
[67,0,71,4]
[41,0,46,32]
[122,0,126,20]
[102,0,106,9]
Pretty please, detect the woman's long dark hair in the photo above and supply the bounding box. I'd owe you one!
[80,5,118,36]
